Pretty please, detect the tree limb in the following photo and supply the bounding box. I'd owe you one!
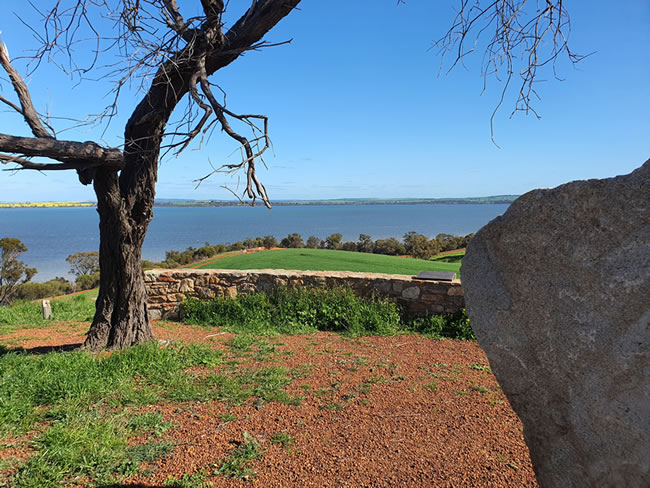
[196,57,271,208]
[0,153,34,167]
[0,133,124,169]
[0,41,54,139]
[162,0,197,43]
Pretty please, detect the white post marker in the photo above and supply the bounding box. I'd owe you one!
[42,299,52,320]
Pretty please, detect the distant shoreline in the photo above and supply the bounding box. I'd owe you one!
[1,196,517,208]
[0,202,95,208]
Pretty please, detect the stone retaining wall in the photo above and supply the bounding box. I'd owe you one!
[144,269,464,321]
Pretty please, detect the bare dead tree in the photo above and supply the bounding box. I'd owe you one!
[0,0,301,351]
[0,1,586,351]
[434,0,588,142]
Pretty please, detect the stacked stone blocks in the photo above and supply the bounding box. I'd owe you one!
[144,268,464,320]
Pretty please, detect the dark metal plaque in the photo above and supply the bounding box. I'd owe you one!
[415,271,456,282]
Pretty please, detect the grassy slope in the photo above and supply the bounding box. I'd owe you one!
[430,250,465,265]
[0,291,97,333]
[193,248,461,276]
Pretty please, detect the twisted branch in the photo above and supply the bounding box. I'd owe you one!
[0,41,54,139]
[434,0,589,142]
[193,56,271,208]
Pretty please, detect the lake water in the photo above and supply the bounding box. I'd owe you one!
[0,204,508,281]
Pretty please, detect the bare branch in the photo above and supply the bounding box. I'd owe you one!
[162,0,198,43]
[196,56,271,208]
[220,183,247,205]
[0,133,124,169]
[200,0,225,24]
[163,0,186,30]
[1,158,93,172]
[434,0,588,140]
[0,153,34,166]
[3,0,299,201]
[174,68,214,155]
[0,95,23,115]
[0,41,54,139]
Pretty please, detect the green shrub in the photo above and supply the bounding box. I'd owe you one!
[181,288,476,339]
[408,314,447,337]
[180,292,275,334]
[141,260,156,270]
[181,287,402,336]
[407,308,475,340]
[76,272,100,290]
[182,286,474,340]
[15,279,75,300]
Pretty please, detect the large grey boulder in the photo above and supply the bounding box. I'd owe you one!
[461,160,650,487]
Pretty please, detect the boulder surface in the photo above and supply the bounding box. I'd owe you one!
[461,160,650,487]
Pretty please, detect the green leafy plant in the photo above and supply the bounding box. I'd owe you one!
[214,432,263,479]
[164,470,211,488]
[468,363,491,371]
[219,412,237,423]
[407,308,475,340]
[270,432,294,447]
[127,412,174,437]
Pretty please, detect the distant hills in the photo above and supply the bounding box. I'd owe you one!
[154,196,519,207]
[1,196,518,208]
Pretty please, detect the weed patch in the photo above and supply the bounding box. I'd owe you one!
[164,470,210,487]
[406,309,475,340]
[270,432,294,447]
[0,341,295,486]
[468,362,491,371]
[182,287,474,339]
[182,287,402,336]
[215,432,263,479]
[127,411,174,437]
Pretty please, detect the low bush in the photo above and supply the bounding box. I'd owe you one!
[14,278,75,300]
[76,272,100,290]
[180,287,473,339]
[407,308,475,340]
[181,287,402,336]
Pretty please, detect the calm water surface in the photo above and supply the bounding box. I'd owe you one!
[0,204,508,280]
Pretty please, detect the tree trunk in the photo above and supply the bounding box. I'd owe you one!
[82,167,155,351]
[79,0,302,351]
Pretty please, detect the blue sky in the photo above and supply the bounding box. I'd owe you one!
[1,0,648,202]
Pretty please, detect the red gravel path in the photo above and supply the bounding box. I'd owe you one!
[0,322,537,487]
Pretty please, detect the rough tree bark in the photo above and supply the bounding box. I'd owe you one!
[0,0,301,351]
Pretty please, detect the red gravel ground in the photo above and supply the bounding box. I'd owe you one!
[0,322,538,487]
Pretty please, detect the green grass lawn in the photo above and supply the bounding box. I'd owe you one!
[193,248,461,277]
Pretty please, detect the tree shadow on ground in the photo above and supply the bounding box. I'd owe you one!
[0,343,82,356]
[431,255,464,264]
[100,485,168,488]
